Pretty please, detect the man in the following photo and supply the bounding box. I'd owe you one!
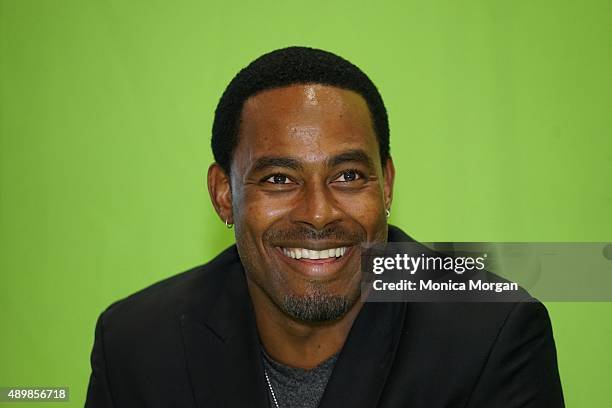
[85,47,564,407]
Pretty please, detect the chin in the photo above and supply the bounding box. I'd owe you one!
[276,281,361,323]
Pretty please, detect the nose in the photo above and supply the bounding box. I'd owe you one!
[289,181,343,230]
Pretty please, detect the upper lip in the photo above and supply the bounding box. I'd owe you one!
[270,241,357,251]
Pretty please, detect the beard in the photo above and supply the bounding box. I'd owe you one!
[278,281,360,323]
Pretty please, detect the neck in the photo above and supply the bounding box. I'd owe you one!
[247,279,363,370]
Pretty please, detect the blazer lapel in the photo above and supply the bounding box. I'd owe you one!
[318,301,407,408]
[179,257,269,408]
[318,225,412,408]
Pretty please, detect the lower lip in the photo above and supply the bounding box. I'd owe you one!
[273,246,355,278]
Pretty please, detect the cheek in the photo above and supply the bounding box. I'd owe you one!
[337,189,385,221]
[247,200,287,219]
[335,189,387,242]
[235,190,291,231]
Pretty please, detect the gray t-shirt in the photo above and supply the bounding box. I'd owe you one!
[261,349,338,408]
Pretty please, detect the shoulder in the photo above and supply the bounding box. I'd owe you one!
[410,297,551,340]
[385,299,562,405]
[97,245,241,337]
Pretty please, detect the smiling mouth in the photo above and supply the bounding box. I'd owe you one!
[279,246,348,260]
[272,244,356,279]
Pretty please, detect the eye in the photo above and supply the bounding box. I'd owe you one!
[335,169,362,183]
[264,174,293,184]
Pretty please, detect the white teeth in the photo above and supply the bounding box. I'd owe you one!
[281,246,348,260]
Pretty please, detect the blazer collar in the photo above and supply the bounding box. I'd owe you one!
[179,246,270,408]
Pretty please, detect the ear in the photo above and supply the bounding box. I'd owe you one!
[207,163,233,224]
[382,156,395,211]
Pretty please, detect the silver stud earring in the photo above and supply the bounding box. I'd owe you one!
[225,219,233,229]
[385,208,391,218]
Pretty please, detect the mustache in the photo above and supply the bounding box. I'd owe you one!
[263,225,365,243]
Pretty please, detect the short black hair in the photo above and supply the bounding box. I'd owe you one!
[211,46,390,175]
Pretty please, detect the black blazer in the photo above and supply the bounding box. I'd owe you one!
[85,226,564,407]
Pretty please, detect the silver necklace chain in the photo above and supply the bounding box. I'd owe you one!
[263,368,281,408]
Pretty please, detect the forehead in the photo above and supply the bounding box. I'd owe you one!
[234,84,379,170]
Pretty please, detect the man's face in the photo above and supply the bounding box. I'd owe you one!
[226,84,393,322]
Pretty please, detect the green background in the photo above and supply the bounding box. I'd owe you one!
[1,0,610,406]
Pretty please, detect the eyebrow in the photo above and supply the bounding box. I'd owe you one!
[250,156,304,173]
[249,149,376,174]
[327,149,375,169]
